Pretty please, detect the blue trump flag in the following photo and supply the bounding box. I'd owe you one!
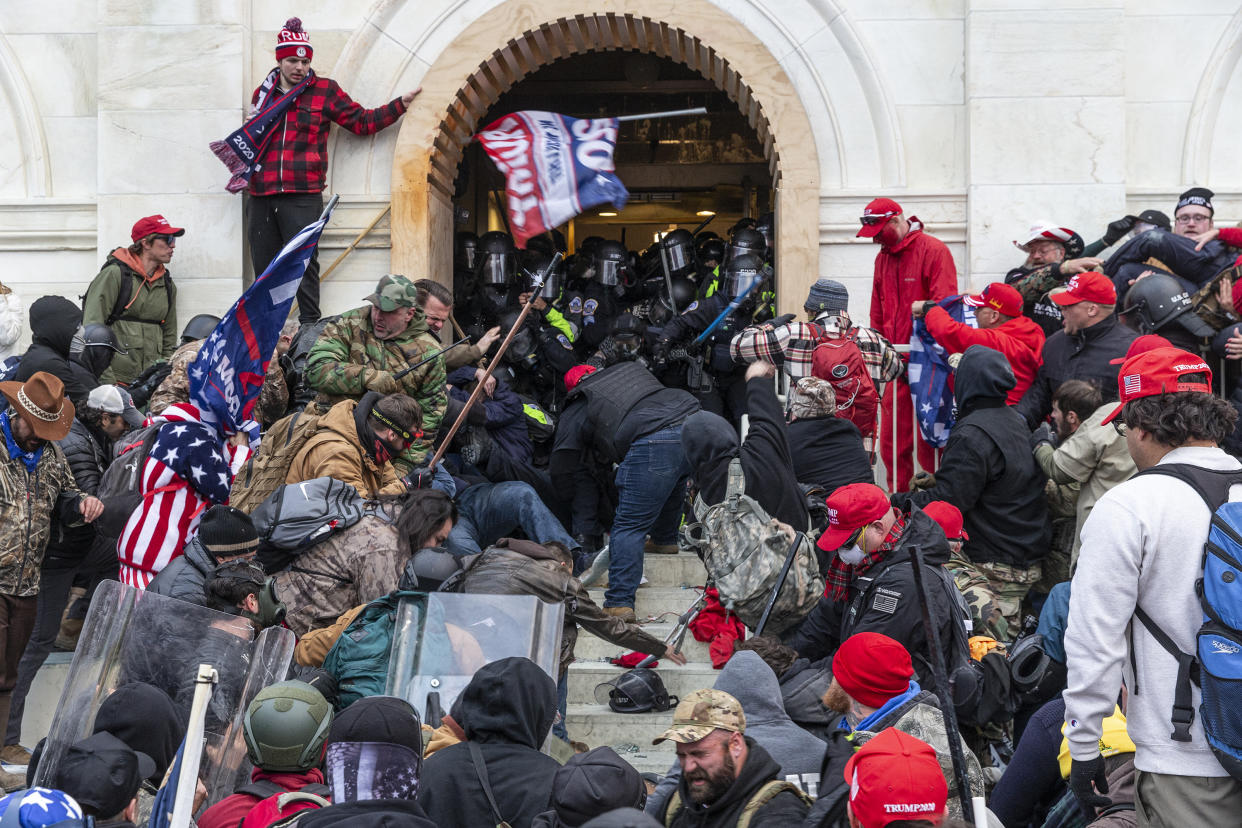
[908,295,976,448]
[189,198,337,436]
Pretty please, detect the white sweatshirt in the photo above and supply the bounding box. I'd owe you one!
[1064,445,1242,777]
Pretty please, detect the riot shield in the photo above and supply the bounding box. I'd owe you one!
[385,592,563,723]
[32,580,294,804]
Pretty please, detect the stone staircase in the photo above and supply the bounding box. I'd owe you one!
[565,550,716,773]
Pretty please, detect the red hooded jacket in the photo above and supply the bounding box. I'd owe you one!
[924,306,1045,404]
[868,218,959,344]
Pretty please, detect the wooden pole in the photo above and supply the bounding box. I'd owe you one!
[318,204,390,283]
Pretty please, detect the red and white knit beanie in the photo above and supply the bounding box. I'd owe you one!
[276,17,312,61]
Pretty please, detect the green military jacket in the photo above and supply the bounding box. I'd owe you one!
[0,441,83,597]
[305,305,447,471]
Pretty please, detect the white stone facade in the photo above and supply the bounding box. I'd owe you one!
[0,0,1239,348]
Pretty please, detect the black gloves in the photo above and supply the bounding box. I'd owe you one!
[770,313,797,327]
[1031,422,1056,451]
[402,467,434,490]
[1069,754,1112,812]
[1102,216,1136,246]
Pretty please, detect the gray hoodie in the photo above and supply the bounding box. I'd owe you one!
[645,651,825,816]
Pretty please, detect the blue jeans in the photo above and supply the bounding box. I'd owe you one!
[606,425,690,608]
[445,481,577,558]
[1036,581,1071,663]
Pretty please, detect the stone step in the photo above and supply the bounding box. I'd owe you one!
[573,621,712,662]
[567,660,719,706]
[563,703,680,773]
[585,586,707,619]
[581,552,708,591]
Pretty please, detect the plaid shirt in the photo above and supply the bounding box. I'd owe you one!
[730,311,903,392]
[247,74,406,196]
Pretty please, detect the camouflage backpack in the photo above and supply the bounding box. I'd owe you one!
[229,410,323,513]
[681,459,823,634]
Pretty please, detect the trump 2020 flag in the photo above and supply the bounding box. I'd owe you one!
[908,295,976,448]
[189,199,336,436]
[477,111,629,248]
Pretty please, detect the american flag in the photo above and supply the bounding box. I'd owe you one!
[1123,373,1142,396]
[909,296,977,447]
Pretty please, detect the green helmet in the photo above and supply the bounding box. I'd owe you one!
[243,681,333,772]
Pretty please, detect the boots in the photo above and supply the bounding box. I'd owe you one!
[56,586,88,651]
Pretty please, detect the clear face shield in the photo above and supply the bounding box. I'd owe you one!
[595,257,623,286]
[661,240,694,276]
[478,252,514,287]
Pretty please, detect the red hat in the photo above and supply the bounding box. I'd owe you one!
[130,215,185,242]
[1049,272,1115,307]
[563,364,597,391]
[844,727,948,828]
[276,17,313,61]
[921,501,968,542]
[1109,333,1172,364]
[817,483,892,553]
[857,198,903,239]
[963,282,1023,318]
[1102,346,1213,424]
[833,632,914,709]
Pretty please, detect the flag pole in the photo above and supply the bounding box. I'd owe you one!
[427,252,562,470]
[615,107,707,123]
[170,664,218,828]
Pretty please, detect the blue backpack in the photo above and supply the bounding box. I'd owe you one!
[1134,463,1242,779]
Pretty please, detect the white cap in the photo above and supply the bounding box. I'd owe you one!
[87,384,126,414]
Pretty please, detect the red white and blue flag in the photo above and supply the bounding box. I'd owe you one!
[477,111,629,248]
[189,200,336,437]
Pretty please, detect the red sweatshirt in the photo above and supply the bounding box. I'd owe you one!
[924,306,1045,404]
[197,767,326,828]
[869,218,959,345]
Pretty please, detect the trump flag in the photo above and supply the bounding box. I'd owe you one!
[477,111,629,248]
[189,199,336,435]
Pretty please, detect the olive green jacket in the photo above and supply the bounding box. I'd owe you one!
[83,249,178,384]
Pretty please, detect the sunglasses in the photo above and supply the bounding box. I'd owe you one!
[155,234,178,245]
[843,524,867,549]
[1112,420,1128,437]
[859,212,896,227]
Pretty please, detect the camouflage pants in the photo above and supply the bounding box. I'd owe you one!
[946,551,1042,643]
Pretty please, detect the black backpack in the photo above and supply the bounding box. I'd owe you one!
[250,478,378,573]
[94,423,166,538]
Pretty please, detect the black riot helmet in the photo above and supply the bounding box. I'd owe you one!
[498,310,538,371]
[1008,633,1068,708]
[593,240,629,286]
[755,212,775,251]
[657,229,696,277]
[611,312,647,358]
[181,314,221,344]
[455,231,480,272]
[522,251,563,301]
[697,237,726,269]
[649,276,697,326]
[1120,271,1214,339]
[727,227,766,265]
[593,669,678,714]
[71,323,127,378]
[722,253,764,300]
[477,231,517,288]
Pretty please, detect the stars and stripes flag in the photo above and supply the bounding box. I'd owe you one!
[188,198,337,438]
[908,296,976,447]
[476,111,629,248]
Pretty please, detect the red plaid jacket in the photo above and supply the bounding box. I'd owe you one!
[247,74,406,196]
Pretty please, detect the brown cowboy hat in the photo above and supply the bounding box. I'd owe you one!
[0,371,74,441]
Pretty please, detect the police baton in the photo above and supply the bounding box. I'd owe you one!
[393,337,470,380]
[427,252,562,471]
[693,273,763,347]
[907,544,979,825]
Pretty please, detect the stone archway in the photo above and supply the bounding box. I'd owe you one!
[389,0,821,313]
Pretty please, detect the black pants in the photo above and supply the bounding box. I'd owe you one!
[247,192,324,324]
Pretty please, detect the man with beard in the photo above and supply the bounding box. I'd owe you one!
[653,689,811,826]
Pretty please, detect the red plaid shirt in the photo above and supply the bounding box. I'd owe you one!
[247,74,406,196]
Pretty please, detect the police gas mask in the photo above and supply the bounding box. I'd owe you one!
[247,576,287,630]
[208,561,287,631]
[502,318,539,371]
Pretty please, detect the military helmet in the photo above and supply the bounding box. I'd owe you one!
[181,314,221,344]
[243,680,333,772]
[1008,633,1068,708]
[71,323,127,378]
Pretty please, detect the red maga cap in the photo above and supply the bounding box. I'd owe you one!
[857,198,902,239]
[963,282,1023,318]
[1102,346,1213,425]
[844,727,948,828]
[130,215,185,242]
[921,500,968,542]
[1109,333,1173,365]
[817,483,891,553]
[1050,272,1115,307]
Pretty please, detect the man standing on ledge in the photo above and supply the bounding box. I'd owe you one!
[246,18,420,324]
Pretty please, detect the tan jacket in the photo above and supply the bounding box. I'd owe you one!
[285,399,405,498]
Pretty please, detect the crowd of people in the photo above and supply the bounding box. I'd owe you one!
[1,15,1242,828]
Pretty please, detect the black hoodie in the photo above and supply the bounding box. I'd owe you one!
[682,378,809,530]
[662,738,809,827]
[419,657,561,828]
[15,295,93,408]
[894,345,1051,567]
[296,799,438,827]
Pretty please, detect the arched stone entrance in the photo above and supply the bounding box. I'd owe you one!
[389,0,821,313]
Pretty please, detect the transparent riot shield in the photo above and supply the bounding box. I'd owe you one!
[32,580,294,804]
[385,593,563,723]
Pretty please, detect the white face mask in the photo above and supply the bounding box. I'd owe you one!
[837,544,867,566]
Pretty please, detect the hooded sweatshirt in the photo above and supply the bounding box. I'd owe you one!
[15,295,93,408]
[662,737,810,827]
[682,378,809,530]
[419,656,561,828]
[924,304,1045,404]
[531,747,645,828]
[893,345,1050,567]
[646,652,826,819]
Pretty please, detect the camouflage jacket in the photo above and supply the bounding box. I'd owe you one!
[0,441,84,596]
[273,510,407,636]
[149,339,289,426]
[853,689,985,822]
[305,306,447,471]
